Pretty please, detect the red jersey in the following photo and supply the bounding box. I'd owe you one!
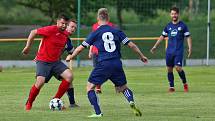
[91,22,114,54]
[36,25,70,62]
[92,22,114,32]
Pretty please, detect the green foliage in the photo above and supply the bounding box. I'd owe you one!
[121,9,141,24]
[0,4,50,25]
[16,0,76,24]
[146,9,170,25]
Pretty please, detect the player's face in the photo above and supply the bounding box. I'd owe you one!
[67,21,77,34]
[170,10,179,22]
[57,18,69,31]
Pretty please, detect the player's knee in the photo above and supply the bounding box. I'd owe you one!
[64,73,73,83]
[175,66,182,72]
[167,67,173,72]
[115,85,128,93]
[35,76,45,89]
[86,82,95,92]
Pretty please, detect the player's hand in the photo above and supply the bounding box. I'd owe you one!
[88,52,92,59]
[187,48,192,58]
[66,55,73,62]
[150,47,156,54]
[22,46,30,55]
[140,56,148,63]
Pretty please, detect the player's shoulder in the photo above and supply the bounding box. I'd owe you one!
[166,22,173,26]
[179,21,188,27]
[39,25,57,31]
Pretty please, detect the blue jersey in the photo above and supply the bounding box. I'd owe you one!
[82,25,130,62]
[162,21,190,55]
[65,38,74,54]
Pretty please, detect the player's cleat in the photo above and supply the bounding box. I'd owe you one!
[25,101,32,111]
[87,113,103,118]
[129,101,142,116]
[168,87,175,92]
[184,83,189,92]
[69,103,80,108]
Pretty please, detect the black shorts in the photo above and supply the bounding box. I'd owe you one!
[36,60,68,83]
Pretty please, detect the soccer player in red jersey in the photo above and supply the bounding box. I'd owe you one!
[89,9,115,94]
[22,14,76,110]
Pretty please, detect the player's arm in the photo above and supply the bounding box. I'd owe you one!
[127,41,148,63]
[22,29,37,55]
[66,33,94,61]
[150,35,165,54]
[66,45,85,62]
[88,46,93,59]
[187,36,192,58]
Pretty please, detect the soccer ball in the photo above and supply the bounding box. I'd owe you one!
[49,98,64,111]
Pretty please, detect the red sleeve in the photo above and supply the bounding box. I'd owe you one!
[107,22,114,27]
[92,23,99,32]
[36,26,55,36]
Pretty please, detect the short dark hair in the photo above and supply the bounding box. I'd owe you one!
[57,14,70,21]
[170,7,179,14]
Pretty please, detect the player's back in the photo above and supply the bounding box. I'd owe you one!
[85,25,129,62]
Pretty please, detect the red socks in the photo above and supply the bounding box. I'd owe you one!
[54,79,70,99]
[27,85,40,104]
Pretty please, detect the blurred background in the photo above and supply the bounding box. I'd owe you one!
[0,0,214,67]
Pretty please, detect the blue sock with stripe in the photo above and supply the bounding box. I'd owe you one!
[87,90,101,115]
[123,88,134,103]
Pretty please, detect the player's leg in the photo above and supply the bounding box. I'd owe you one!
[92,53,102,94]
[67,82,79,107]
[25,61,51,110]
[166,54,175,92]
[115,85,142,116]
[87,63,107,117]
[110,59,141,116]
[53,61,72,99]
[175,55,188,92]
[87,82,103,117]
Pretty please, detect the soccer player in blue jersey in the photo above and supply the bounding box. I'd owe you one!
[64,20,79,108]
[151,7,192,92]
[66,8,148,117]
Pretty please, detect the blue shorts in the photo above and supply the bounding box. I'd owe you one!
[166,54,183,67]
[36,60,68,83]
[88,59,127,87]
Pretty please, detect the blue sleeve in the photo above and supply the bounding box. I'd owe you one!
[117,30,130,45]
[161,25,168,37]
[183,24,190,37]
[82,32,94,48]
[65,38,74,54]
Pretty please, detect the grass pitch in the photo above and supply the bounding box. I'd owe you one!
[0,66,214,121]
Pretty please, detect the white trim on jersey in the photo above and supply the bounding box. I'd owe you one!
[162,31,167,36]
[122,37,129,44]
[184,32,190,36]
[82,41,90,47]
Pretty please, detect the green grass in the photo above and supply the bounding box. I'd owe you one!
[0,66,215,121]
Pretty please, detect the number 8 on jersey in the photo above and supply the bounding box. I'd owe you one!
[102,32,116,52]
